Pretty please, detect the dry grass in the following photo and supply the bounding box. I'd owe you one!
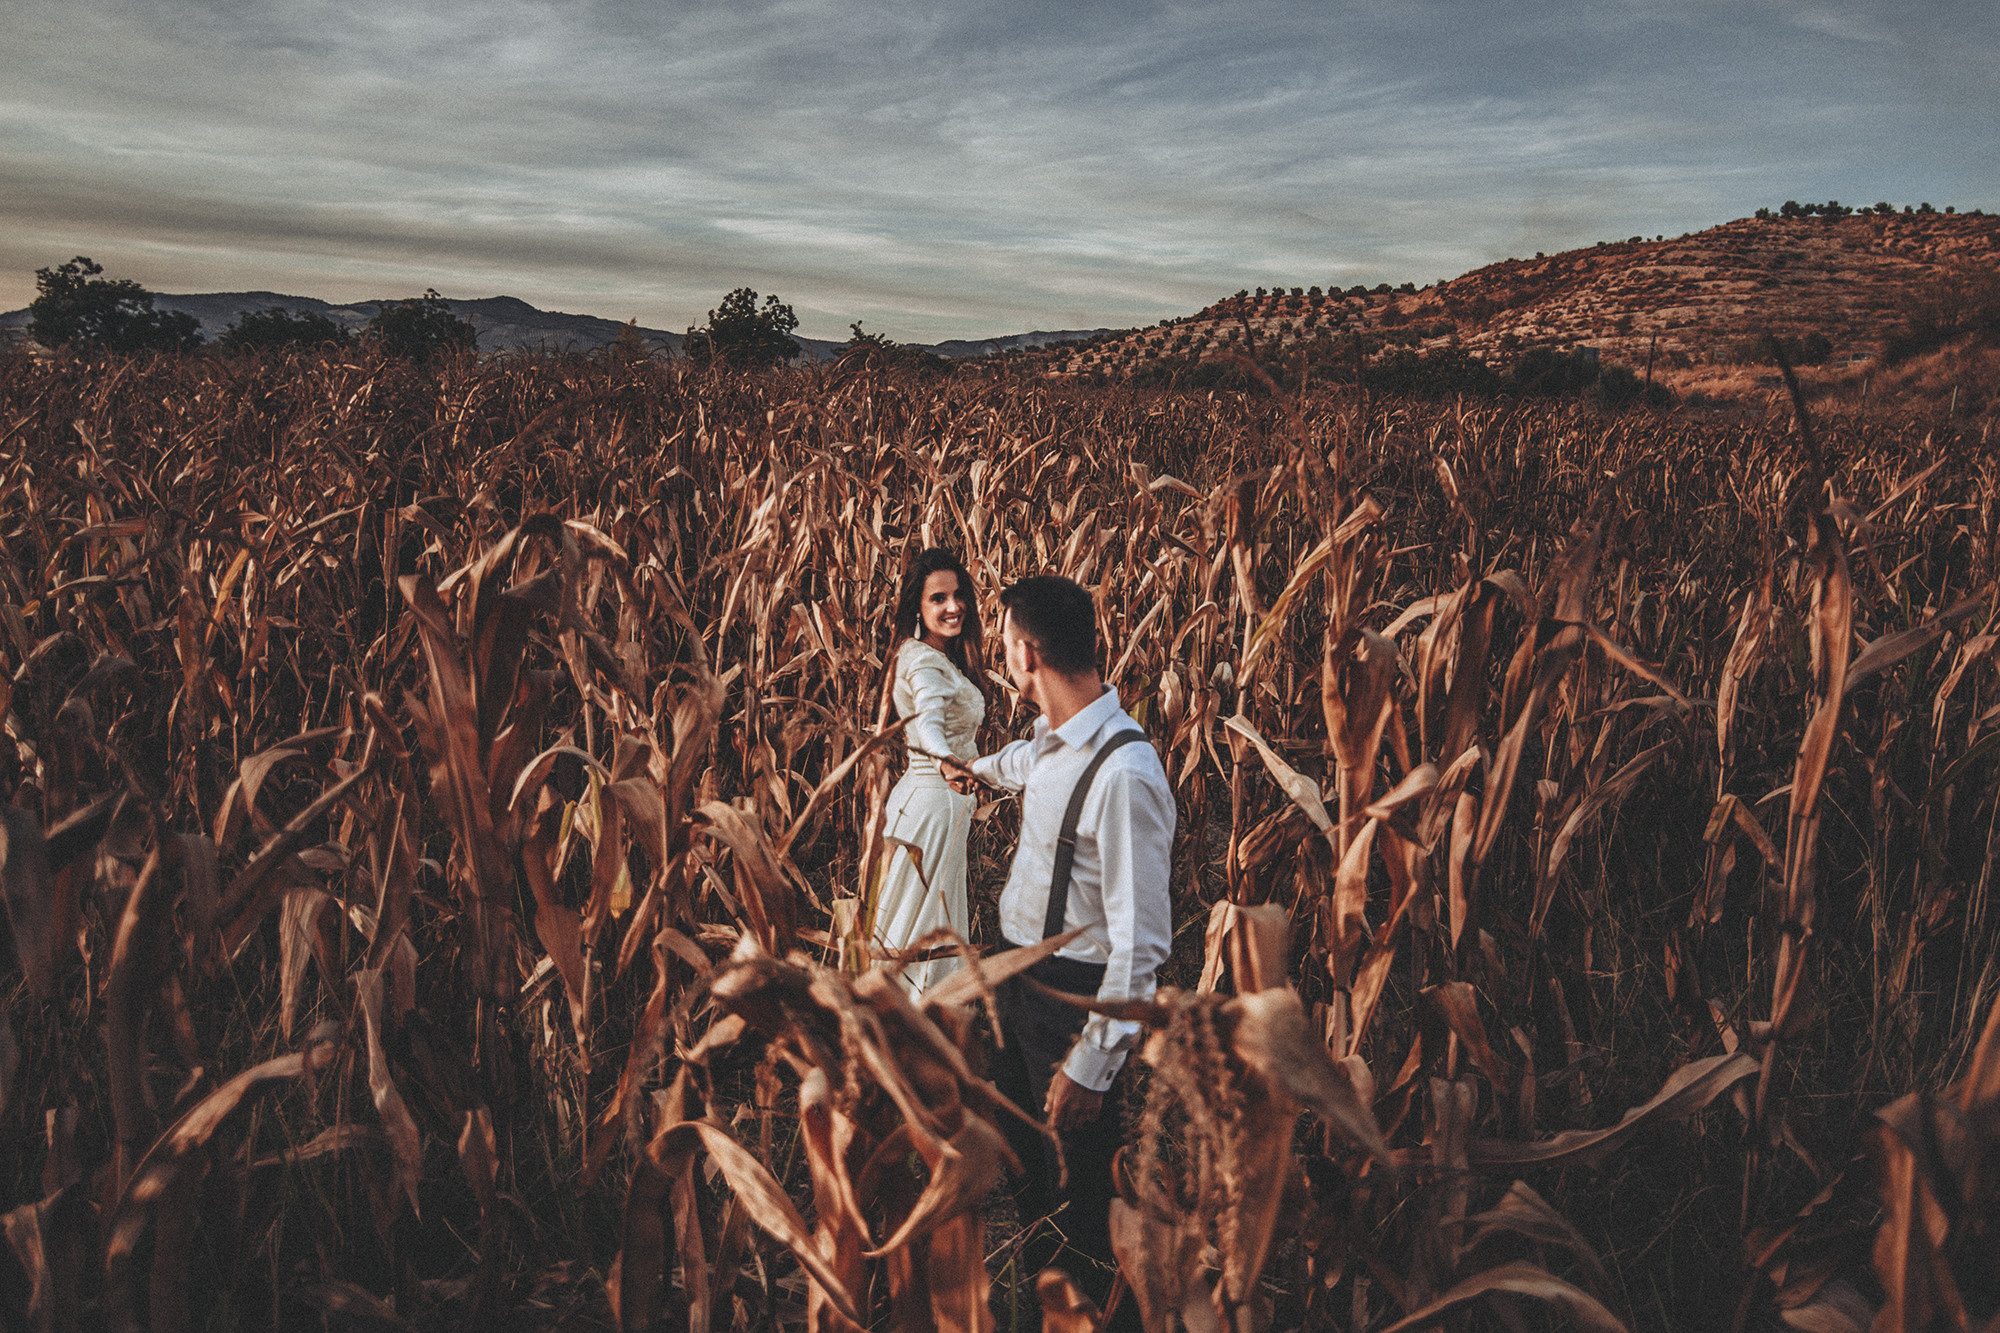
[1,344,1998,1331]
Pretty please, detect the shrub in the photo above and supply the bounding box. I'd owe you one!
[221,307,352,352]
[836,322,946,375]
[1364,343,1503,398]
[1591,363,1674,409]
[1885,265,2000,363]
[1508,345,1602,395]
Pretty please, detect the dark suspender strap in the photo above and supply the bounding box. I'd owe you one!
[1043,730,1149,941]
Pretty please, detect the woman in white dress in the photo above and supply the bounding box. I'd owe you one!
[872,548,988,994]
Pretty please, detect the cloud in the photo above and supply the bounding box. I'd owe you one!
[3,0,1995,339]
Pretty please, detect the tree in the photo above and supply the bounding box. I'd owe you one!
[684,288,800,370]
[28,257,203,353]
[220,307,352,352]
[365,290,477,362]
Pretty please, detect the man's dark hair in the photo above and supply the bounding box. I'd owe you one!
[999,576,1096,675]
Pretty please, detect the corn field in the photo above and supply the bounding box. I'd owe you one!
[1,345,1998,1332]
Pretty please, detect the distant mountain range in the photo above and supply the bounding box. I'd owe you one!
[0,290,1116,361]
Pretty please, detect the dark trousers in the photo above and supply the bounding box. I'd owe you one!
[990,946,1127,1314]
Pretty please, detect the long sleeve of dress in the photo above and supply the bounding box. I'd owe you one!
[901,658,963,762]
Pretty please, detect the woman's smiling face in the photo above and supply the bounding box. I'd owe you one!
[920,569,966,641]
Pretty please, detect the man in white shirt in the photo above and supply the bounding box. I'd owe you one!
[942,574,1175,1310]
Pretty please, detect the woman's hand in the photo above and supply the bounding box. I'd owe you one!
[939,757,982,795]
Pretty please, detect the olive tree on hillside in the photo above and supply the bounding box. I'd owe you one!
[29,257,204,353]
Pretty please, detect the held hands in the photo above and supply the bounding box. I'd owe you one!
[939,756,983,795]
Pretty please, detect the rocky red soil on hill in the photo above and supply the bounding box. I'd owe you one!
[1030,211,2000,384]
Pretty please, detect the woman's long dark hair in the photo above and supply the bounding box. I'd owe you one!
[886,548,987,706]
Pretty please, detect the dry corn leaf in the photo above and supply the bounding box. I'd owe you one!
[1222,713,1333,835]
[1426,982,1518,1097]
[650,1120,862,1325]
[697,799,798,952]
[106,840,181,1189]
[1,1185,92,1333]
[277,885,337,1040]
[1228,987,1390,1164]
[1777,1279,1874,1333]
[1537,740,1672,928]
[1469,1052,1758,1170]
[459,1106,502,1322]
[1375,1260,1630,1333]
[106,1037,342,1331]
[218,763,375,956]
[861,1115,1011,1260]
[357,968,423,1217]
[1457,1180,1612,1296]
[0,806,59,998]
[287,1281,416,1331]
[1843,586,1993,698]
[520,793,592,1059]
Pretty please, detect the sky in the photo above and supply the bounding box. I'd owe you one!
[4,0,1996,343]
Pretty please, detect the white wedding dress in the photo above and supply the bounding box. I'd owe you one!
[873,639,985,994]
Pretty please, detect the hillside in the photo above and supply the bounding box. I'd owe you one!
[1020,210,2000,384]
[0,292,866,359]
[8,213,1996,387]
[0,289,1115,363]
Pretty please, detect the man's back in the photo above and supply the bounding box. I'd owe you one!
[974,683,1174,1089]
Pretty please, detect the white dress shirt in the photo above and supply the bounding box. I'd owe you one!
[971,686,1175,1090]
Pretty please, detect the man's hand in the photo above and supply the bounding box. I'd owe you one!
[1045,1071,1104,1131]
[940,756,982,795]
